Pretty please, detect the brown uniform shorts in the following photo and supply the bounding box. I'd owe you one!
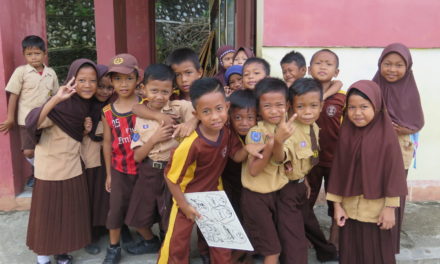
[241,188,281,256]
[106,169,137,229]
[125,158,170,229]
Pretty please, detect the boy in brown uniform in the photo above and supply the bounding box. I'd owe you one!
[284,78,338,263]
[242,78,337,264]
[241,78,290,264]
[129,64,194,253]
[0,35,59,182]
[306,49,346,247]
[157,78,258,264]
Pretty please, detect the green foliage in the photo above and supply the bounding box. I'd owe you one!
[155,0,210,63]
[46,0,96,82]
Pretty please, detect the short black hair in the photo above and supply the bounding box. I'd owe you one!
[22,35,46,52]
[255,77,288,104]
[189,77,225,108]
[288,78,323,103]
[280,50,306,68]
[228,89,257,111]
[166,47,201,70]
[143,63,175,84]
[243,57,271,76]
[310,49,339,68]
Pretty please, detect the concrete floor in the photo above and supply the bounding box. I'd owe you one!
[1,202,439,263]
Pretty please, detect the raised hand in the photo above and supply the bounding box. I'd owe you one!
[55,77,77,101]
[274,113,298,144]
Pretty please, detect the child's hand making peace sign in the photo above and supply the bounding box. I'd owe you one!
[55,77,77,102]
[274,113,298,144]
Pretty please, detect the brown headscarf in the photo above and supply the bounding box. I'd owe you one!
[327,80,407,199]
[26,59,97,142]
[233,46,255,62]
[372,43,424,131]
[214,45,235,86]
[88,64,110,142]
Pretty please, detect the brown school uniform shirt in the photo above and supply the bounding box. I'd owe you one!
[166,126,242,193]
[35,118,82,181]
[5,64,59,125]
[242,121,289,194]
[80,121,104,169]
[130,100,194,161]
[316,91,346,167]
[326,193,400,223]
[398,134,414,169]
[284,121,320,181]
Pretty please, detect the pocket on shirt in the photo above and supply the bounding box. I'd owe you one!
[292,147,314,176]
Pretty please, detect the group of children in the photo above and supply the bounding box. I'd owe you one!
[0,35,424,264]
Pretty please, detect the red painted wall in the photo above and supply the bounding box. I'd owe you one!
[0,0,46,197]
[95,0,155,68]
[263,0,440,48]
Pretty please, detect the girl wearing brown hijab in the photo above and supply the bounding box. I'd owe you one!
[373,43,424,253]
[26,59,98,264]
[326,80,407,264]
[232,46,255,66]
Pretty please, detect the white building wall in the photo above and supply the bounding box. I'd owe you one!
[262,47,440,181]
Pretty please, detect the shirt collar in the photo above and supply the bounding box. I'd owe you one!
[25,64,50,75]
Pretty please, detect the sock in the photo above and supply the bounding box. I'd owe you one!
[110,243,120,248]
[37,255,50,264]
[25,157,34,166]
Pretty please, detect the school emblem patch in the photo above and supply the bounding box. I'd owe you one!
[143,124,149,129]
[113,57,124,65]
[326,105,337,117]
[300,141,307,148]
[251,131,261,142]
[132,132,140,142]
[222,146,228,158]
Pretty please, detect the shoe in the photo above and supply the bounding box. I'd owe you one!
[26,175,35,188]
[200,254,210,264]
[126,235,161,255]
[103,246,121,264]
[84,243,101,255]
[54,254,73,264]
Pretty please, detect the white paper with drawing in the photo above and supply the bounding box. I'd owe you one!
[184,191,254,251]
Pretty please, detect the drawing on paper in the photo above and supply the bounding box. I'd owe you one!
[185,191,254,251]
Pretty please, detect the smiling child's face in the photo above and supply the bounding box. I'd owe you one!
[230,107,257,136]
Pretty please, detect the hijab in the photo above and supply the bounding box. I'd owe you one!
[372,43,424,131]
[327,80,407,199]
[88,64,110,142]
[215,45,235,86]
[233,47,255,62]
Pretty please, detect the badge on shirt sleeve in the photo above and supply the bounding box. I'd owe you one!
[132,132,140,142]
[251,131,262,143]
[300,141,307,148]
[142,124,149,129]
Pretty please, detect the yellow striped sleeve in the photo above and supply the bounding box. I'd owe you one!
[166,131,198,185]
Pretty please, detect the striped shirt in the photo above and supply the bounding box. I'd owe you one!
[103,103,138,175]
[166,126,242,193]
